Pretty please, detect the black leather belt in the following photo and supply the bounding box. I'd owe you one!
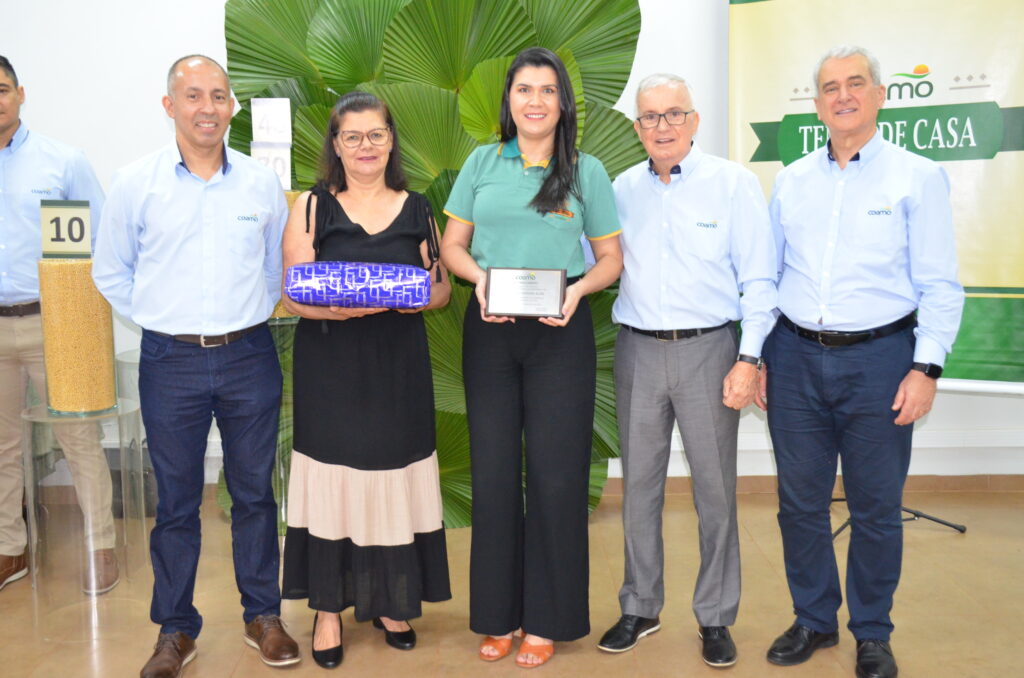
[779,313,916,347]
[153,323,263,348]
[623,320,731,341]
[0,301,41,317]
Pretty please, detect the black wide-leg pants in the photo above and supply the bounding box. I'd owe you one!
[463,294,595,641]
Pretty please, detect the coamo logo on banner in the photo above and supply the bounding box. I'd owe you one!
[888,63,934,100]
[749,64,1024,165]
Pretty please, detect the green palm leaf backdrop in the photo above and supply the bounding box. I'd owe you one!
[224,0,644,527]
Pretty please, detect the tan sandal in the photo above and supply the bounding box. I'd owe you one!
[515,640,555,668]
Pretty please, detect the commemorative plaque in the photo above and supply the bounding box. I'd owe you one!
[485,267,566,318]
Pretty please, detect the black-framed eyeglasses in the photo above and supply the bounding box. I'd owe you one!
[338,127,391,148]
[636,110,695,129]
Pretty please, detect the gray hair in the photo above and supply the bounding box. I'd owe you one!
[634,73,696,115]
[813,45,882,93]
[166,54,229,96]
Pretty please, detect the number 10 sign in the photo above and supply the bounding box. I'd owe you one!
[40,200,92,257]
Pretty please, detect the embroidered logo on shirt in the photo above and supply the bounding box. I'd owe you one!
[696,220,718,229]
[237,213,259,222]
[30,187,59,195]
[867,207,893,216]
[547,208,575,219]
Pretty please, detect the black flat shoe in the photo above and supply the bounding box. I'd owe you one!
[699,626,737,667]
[766,622,838,666]
[372,617,416,650]
[856,639,898,678]
[597,614,661,653]
[312,612,343,669]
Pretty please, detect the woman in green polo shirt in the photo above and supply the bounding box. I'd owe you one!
[441,46,622,668]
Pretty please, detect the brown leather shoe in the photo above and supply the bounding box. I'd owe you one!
[83,548,120,595]
[244,614,300,666]
[0,551,28,592]
[140,632,196,678]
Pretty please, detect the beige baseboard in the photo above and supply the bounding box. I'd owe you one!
[602,474,1024,496]
[35,475,1024,505]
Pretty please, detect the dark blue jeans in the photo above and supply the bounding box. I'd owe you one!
[139,325,282,639]
[763,321,914,642]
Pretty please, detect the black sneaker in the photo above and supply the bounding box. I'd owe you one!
[699,626,737,668]
[597,614,661,653]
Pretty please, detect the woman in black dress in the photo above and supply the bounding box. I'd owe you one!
[280,91,451,669]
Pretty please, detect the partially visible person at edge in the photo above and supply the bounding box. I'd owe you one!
[596,73,777,669]
[92,55,299,678]
[441,46,623,669]
[0,54,119,598]
[279,90,452,670]
[761,45,963,678]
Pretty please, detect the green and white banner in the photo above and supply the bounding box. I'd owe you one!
[729,0,1024,381]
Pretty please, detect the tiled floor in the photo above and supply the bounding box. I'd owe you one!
[2,490,1021,677]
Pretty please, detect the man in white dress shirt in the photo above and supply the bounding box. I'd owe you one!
[93,55,298,677]
[762,46,963,678]
[597,74,777,668]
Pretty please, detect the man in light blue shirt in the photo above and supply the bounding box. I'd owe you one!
[0,55,119,596]
[597,74,777,668]
[92,55,298,677]
[762,46,963,678]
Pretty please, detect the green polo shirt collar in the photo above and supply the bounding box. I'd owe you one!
[498,136,551,169]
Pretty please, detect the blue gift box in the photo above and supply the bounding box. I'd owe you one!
[285,261,431,309]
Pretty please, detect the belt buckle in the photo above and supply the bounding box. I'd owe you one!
[817,331,839,347]
[658,330,676,342]
[199,335,218,348]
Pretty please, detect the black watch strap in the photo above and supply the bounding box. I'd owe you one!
[737,354,762,368]
[911,362,943,379]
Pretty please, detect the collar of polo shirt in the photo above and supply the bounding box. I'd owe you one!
[498,136,550,169]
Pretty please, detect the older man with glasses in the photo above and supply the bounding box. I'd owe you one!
[597,73,777,668]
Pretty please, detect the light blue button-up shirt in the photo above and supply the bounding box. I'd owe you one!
[0,123,105,304]
[611,144,778,357]
[92,144,286,335]
[769,131,964,366]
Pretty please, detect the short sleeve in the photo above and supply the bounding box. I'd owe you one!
[579,154,620,240]
[444,146,483,223]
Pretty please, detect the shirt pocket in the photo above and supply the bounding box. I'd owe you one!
[227,212,267,260]
[686,218,728,262]
[855,203,908,251]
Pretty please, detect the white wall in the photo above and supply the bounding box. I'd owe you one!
[7,0,1021,478]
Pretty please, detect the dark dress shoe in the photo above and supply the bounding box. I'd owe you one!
[140,631,196,678]
[699,626,737,667]
[373,617,416,650]
[311,612,343,669]
[766,622,839,666]
[244,614,300,666]
[597,614,661,652]
[856,639,898,678]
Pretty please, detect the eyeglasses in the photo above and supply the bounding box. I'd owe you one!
[338,127,391,148]
[636,110,695,129]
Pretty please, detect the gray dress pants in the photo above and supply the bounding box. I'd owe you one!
[614,325,741,626]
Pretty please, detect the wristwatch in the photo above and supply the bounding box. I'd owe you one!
[736,354,763,369]
[911,362,943,379]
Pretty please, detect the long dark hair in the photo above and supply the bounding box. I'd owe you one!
[499,47,581,214]
[317,91,408,193]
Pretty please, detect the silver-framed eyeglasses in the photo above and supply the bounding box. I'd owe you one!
[636,109,695,128]
[339,127,391,148]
